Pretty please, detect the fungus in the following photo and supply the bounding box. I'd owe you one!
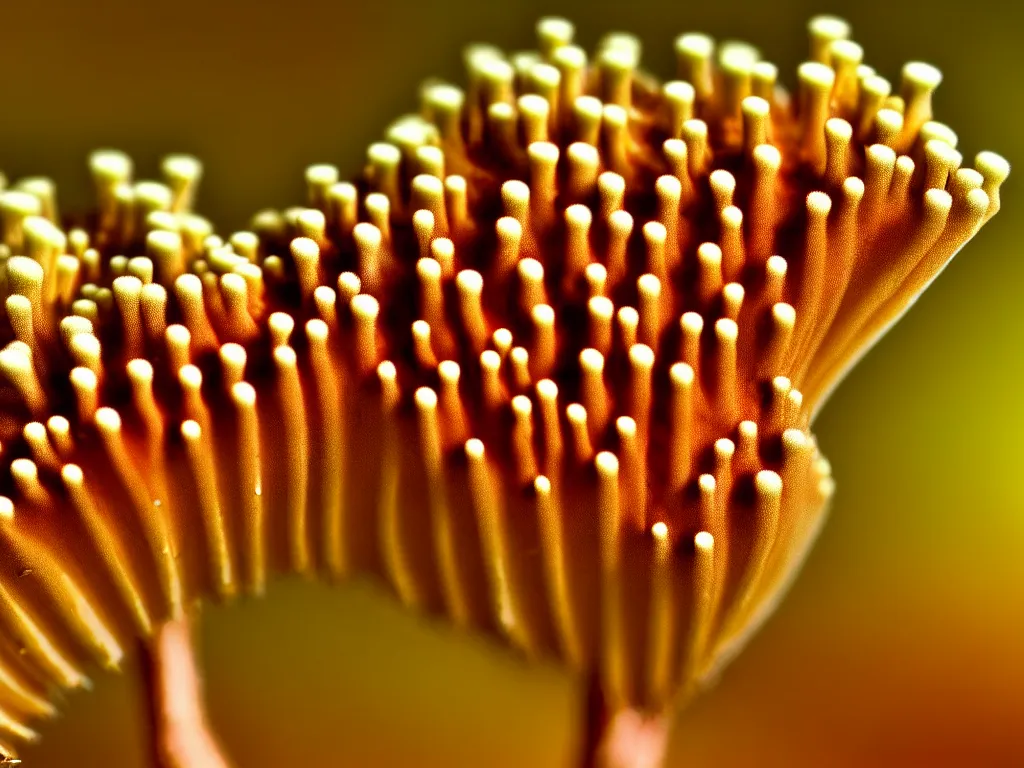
[0,14,1008,768]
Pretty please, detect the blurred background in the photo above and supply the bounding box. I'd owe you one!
[4,0,1021,765]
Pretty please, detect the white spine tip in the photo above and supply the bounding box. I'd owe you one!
[465,438,485,459]
[715,317,738,341]
[629,344,655,367]
[807,190,833,214]
[536,379,558,399]
[975,151,1010,179]
[675,32,714,57]
[438,360,461,380]
[808,15,851,39]
[580,347,604,368]
[782,428,808,449]
[670,362,695,385]
[181,420,202,441]
[799,61,836,87]
[231,381,257,407]
[903,61,942,88]
[774,302,796,324]
[755,469,783,495]
[694,530,714,550]
[95,406,122,431]
[456,269,484,292]
[351,293,380,317]
[415,386,439,409]
[595,451,619,474]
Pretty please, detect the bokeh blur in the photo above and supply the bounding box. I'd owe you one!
[5,0,1021,765]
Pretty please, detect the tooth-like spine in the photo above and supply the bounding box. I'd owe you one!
[416,387,470,627]
[0,654,53,720]
[596,451,627,706]
[646,522,674,705]
[62,464,152,636]
[681,531,715,690]
[0,574,86,691]
[181,419,234,601]
[535,475,582,667]
[307,319,346,578]
[377,363,419,607]
[272,345,311,575]
[95,407,183,619]
[0,503,122,669]
[466,439,532,652]
[231,382,265,595]
[720,471,783,641]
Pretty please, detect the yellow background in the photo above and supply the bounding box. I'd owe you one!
[3,0,1021,765]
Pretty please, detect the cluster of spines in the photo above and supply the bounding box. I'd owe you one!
[0,14,1009,758]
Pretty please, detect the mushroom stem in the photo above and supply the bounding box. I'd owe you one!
[580,674,672,768]
[140,613,232,768]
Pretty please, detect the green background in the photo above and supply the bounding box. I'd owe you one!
[4,0,1021,765]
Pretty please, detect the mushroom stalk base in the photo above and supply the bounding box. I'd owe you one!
[580,676,672,768]
[140,614,232,768]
